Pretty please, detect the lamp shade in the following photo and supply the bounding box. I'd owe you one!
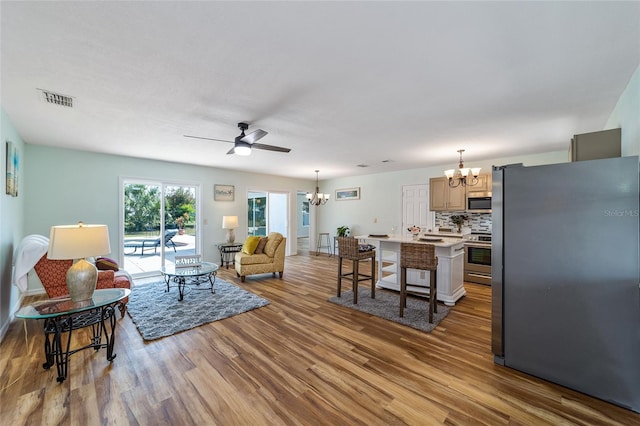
[222,215,239,229]
[48,223,111,260]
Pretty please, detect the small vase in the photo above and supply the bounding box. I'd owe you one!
[412,234,419,241]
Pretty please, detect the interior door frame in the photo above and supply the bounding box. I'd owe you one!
[246,186,293,256]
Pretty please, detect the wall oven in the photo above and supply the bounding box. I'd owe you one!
[464,233,491,285]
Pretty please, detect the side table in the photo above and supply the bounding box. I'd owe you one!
[217,242,243,269]
[15,288,130,383]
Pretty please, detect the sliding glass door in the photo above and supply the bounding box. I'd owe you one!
[121,179,199,277]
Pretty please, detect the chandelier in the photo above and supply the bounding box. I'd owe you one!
[306,170,330,206]
[444,149,481,188]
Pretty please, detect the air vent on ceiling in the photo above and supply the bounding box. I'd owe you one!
[37,89,73,108]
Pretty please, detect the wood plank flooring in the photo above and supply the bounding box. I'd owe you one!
[2,252,639,425]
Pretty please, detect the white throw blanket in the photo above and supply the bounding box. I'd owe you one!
[13,234,49,292]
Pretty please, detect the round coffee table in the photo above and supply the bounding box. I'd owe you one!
[160,261,218,301]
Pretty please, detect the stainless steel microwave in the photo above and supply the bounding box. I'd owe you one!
[467,192,491,212]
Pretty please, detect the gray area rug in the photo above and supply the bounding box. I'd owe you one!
[127,278,269,340]
[328,288,450,333]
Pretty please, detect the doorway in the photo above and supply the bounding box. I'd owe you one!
[402,184,434,236]
[247,190,289,250]
[121,179,200,277]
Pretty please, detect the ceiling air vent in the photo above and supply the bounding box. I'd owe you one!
[37,89,73,108]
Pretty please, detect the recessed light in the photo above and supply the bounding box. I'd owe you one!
[357,164,369,168]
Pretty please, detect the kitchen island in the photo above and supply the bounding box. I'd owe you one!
[356,235,466,306]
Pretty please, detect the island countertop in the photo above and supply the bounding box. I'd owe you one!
[355,234,465,248]
[353,234,466,306]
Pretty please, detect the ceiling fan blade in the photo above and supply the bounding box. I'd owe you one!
[240,129,268,144]
[184,134,233,143]
[226,147,236,155]
[252,142,291,153]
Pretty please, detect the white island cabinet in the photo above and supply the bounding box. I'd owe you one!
[356,235,466,306]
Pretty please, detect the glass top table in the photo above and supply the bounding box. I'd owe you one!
[16,288,130,319]
[16,288,130,383]
[160,261,218,301]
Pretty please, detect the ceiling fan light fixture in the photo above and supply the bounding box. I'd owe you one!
[234,141,252,156]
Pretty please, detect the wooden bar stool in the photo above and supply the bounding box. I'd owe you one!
[400,242,438,323]
[336,237,376,304]
[316,232,332,256]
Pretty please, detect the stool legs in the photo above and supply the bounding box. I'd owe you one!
[428,270,436,323]
[316,233,332,256]
[353,259,359,304]
[337,255,375,305]
[337,257,343,297]
[400,267,437,324]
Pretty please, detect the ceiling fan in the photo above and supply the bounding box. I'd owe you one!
[184,122,291,156]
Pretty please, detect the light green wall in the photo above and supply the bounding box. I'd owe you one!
[606,63,640,156]
[1,110,25,337]
[25,144,312,262]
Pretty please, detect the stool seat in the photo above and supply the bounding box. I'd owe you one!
[337,237,376,304]
[400,243,438,323]
[316,232,332,256]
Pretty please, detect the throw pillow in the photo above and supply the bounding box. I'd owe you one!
[242,236,262,255]
[96,256,119,271]
[264,232,283,257]
[254,237,268,254]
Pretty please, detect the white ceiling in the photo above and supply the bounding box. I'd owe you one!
[2,1,639,180]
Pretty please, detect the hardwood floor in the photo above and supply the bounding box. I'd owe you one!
[2,252,639,425]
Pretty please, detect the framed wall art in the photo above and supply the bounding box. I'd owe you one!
[5,141,18,197]
[214,184,235,201]
[335,187,360,201]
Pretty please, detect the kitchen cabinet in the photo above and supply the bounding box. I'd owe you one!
[429,177,466,211]
[570,128,621,162]
[467,173,491,193]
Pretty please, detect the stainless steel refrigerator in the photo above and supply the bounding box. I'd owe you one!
[492,156,640,412]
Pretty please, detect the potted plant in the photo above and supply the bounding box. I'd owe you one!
[336,226,350,237]
[450,214,469,233]
[175,213,189,235]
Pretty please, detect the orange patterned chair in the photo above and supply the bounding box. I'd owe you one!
[33,254,131,317]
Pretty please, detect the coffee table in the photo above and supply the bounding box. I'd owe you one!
[15,288,130,383]
[160,261,218,301]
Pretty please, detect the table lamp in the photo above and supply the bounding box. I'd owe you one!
[47,222,111,302]
[222,215,239,243]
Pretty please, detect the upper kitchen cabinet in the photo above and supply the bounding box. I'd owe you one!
[467,173,492,193]
[430,177,466,211]
[570,128,621,162]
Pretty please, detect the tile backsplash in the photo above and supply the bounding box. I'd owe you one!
[435,212,492,233]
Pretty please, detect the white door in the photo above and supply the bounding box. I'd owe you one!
[402,184,433,237]
[402,184,433,286]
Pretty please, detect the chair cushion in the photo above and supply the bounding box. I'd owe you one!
[96,256,119,271]
[242,236,262,254]
[237,252,271,265]
[359,243,376,253]
[264,233,283,257]
[254,237,268,254]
